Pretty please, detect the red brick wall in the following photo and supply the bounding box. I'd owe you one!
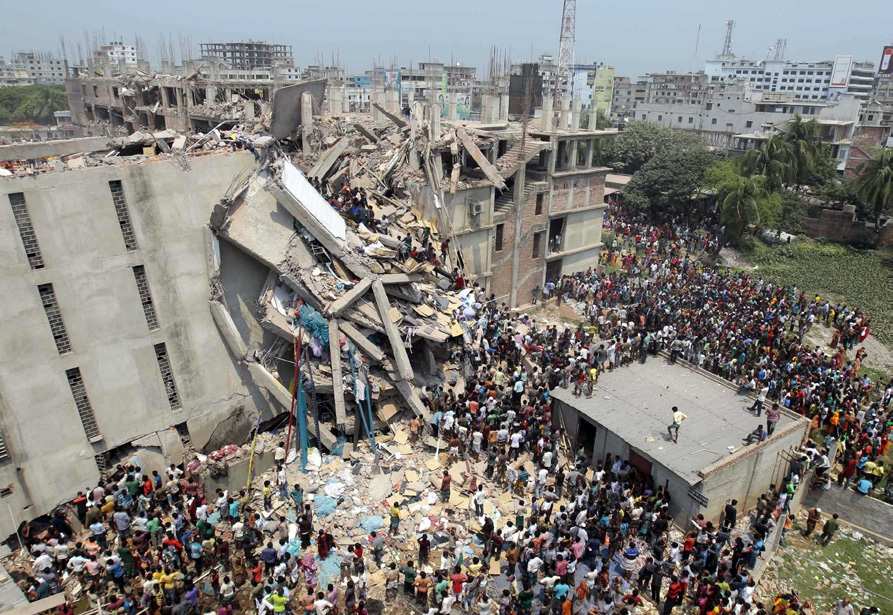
[571,178,588,209]
[489,188,549,307]
[844,126,890,180]
[550,181,570,214]
[801,209,893,247]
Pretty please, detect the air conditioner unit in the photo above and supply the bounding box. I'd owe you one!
[469,201,484,215]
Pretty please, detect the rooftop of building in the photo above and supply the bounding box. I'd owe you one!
[551,359,807,485]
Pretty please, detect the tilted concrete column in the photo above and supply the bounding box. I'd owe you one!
[571,99,582,132]
[301,92,314,156]
[559,97,571,130]
[371,279,414,381]
[585,138,594,168]
[500,93,510,121]
[448,92,458,120]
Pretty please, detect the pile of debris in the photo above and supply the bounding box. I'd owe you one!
[206,90,538,453]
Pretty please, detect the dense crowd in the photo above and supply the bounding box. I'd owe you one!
[17,199,890,615]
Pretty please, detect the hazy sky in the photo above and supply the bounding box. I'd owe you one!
[2,0,891,78]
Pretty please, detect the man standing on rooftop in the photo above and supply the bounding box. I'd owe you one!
[667,406,687,444]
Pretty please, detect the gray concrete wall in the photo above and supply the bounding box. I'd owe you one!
[554,398,702,523]
[699,422,806,523]
[802,483,893,542]
[0,151,272,538]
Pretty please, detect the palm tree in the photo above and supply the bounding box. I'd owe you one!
[21,86,68,125]
[781,115,821,188]
[720,175,769,238]
[856,148,893,229]
[740,134,793,190]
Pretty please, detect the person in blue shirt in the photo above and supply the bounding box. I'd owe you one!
[429,410,442,437]
[856,477,873,495]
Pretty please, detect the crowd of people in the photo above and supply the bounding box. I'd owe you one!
[16,197,890,615]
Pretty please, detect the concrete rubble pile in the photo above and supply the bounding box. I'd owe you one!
[205,92,520,455]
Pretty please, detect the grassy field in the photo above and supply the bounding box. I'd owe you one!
[740,239,893,346]
[760,520,893,615]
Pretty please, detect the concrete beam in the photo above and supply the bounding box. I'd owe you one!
[210,300,248,358]
[338,320,386,363]
[456,128,507,191]
[246,363,337,449]
[371,279,414,381]
[372,102,408,128]
[393,380,430,421]
[308,136,349,180]
[353,123,379,144]
[328,320,347,426]
[379,273,423,285]
[326,277,372,317]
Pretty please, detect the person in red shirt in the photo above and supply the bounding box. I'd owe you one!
[450,566,467,600]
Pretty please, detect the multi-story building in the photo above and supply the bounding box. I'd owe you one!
[199,41,294,71]
[634,83,863,170]
[611,76,644,118]
[0,140,273,539]
[567,64,614,112]
[94,42,138,67]
[704,56,875,102]
[398,62,477,106]
[65,72,278,136]
[9,52,69,85]
[508,63,544,116]
[640,72,709,105]
[0,58,33,88]
[412,116,616,305]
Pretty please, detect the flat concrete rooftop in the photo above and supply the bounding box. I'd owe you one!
[552,359,797,485]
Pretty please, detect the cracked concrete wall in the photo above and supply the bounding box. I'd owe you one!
[0,151,272,538]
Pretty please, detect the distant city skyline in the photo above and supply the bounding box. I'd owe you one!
[2,0,891,79]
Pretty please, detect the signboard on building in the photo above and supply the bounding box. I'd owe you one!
[880,46,893,75]
[687,486,709,508]
[830,55,853,87]
[592,67,615,117]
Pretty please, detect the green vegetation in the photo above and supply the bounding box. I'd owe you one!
[0,85,68,125]
[741,239,893,344]
[767,528,893,615]
[856,148,893,225]
[608,121,707,174]
[624,148,721,215]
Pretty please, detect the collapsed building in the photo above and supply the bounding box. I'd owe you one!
[0,76,616,540]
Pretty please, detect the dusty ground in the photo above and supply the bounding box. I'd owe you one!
[756,510,893,615]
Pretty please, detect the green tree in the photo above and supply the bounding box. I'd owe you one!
[740,134,793,190]
[623,148,721,216]
[781,115,822,187]
[609,121,707,173]
[0,85,68,125]
[856,148,893,227]
[720,175,781,238]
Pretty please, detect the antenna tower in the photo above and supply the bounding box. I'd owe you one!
[555,0,576,105]
[721,20,734,56]
[773,38,787,61]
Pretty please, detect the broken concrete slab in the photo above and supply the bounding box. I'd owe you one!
[269,78,327,140]
[308,137,349,181]
[353,123,379,144]
[456,127,507,191]
[210,299,249,358]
